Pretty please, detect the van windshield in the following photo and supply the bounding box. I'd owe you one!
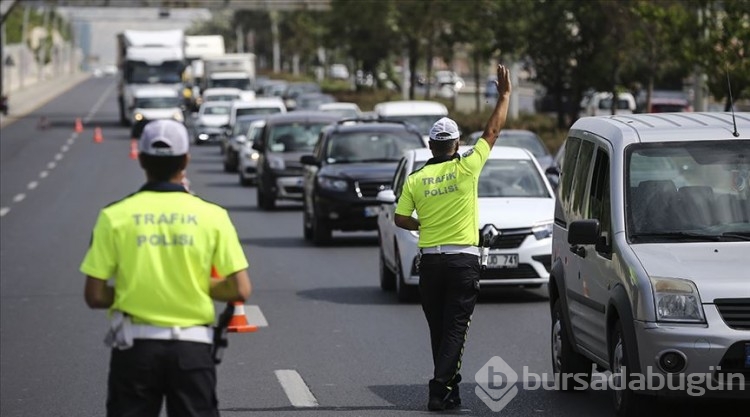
[627,141,750,242]
[380,115,444,137]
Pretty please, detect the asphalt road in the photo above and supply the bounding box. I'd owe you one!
[1,78,746,417]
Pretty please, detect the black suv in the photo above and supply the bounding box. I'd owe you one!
[252,111,340,210]
[301,119,426,244]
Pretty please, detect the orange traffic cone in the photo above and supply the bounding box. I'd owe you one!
[74,117,83,133]
[227,302,258,333]
[129,140,138,160]
[94,127,103,143]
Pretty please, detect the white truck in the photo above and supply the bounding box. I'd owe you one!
[201,53,256,101]
[116,29,186,126]
[184,35,226,107]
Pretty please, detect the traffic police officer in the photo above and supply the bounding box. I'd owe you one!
[394,64,511,411]
[81,119,251,417]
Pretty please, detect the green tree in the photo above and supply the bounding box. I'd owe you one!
[697,0,750,109]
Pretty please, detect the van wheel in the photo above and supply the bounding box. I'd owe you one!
[395,245,418,302]
[610,320,654,417]
[379,240,396,291]
[551,298,592,391]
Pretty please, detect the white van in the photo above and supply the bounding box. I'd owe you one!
[580,91,637,117]
[130,86,183,125]
[228,98,287,129]
[373,100,448,144]
[550,112,750,416]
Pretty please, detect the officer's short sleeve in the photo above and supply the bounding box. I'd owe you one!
[458,137,490,175]
[80,211,117,280]
[394,176,416,217]
[212,210,249,278]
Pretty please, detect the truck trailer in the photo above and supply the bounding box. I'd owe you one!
[116,29,186,126]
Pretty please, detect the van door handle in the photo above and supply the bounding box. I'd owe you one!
[569,245,586,258]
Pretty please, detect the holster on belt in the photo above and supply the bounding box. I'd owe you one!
[104,310,134,350]
[212,302,235,364]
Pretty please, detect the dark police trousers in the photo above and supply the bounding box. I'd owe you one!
[107,339,218,417]
[418,252,480,399]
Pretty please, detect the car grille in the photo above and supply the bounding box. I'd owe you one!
[715,298,750,330]
[715,341,750,386]
[284,186,303,194]
[479,228,532,249]
[356,181,389,198]
[480,264,539,279]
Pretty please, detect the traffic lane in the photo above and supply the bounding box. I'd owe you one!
[181,147,617,416]
[0,77,118,210]
[0,80,141,416]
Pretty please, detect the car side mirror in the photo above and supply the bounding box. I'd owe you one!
[376,189,396,204]
[300,155,319,166]
[568,219,600,245]
[235,135,247,144]
[545,166,560,188]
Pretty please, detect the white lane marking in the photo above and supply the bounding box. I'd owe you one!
[69,134,77,141]
[61,145,69,152]
[28,181,38,190]
[47,162,56,169]
[0,207,9,217]
[275,370,319,408]
[244,305,268,327]
[84,82,116,123]
[13,194,25,203]
[39,171,49,178]
[54,153,63,161]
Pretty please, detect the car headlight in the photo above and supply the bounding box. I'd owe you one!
[532,220,553,240]
[250,152,259,160]
[172,111,184,122]
[267,156,285,170]
[134,113,144,121]
[650,277,705,323]
[198,133,209,140]
[317,176,348,191]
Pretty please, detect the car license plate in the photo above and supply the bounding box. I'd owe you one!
[487,254,518,268]
[745,343,750,368]
[364,206,380,217]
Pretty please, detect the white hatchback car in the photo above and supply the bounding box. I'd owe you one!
[377,146,556,301]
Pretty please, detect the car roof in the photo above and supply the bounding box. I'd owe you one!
[374,100,448,116]
[231,97,285,108]
[263,111,339,125]
[570,112,750,150]
[203,87,241,94]
[328,120,421,134]
[409,145,533,162]
[133,87,178,97]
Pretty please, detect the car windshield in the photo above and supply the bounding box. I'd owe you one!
[267,122,329,153]
[499,133,548,157]
[627,141,750,241]
[203,105,230,115]
[413,158,550,198]
[321,108,360,119]
[205,95,239,102]
[211,78,251,90]
[326,131,424,163]
[135,97,179,108]
[236,107,282,117]
[380,115,444,137]
[233,119,257,136]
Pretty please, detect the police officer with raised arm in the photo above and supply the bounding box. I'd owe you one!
[394,64,511,411]
[81,119,251,417]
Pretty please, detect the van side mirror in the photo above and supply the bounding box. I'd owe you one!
[300,155,319,166]
[568,219,600,245]
[235,135,247,144]
[545,166,560,189]
[376,189,396,204]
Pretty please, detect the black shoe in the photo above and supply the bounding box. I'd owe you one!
[444,395,461,410]
[427,396,446,411]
